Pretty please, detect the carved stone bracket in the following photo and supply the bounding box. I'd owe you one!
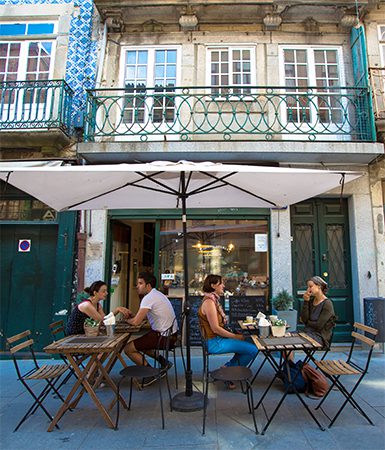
[103,9,124,32]
[263,13,282,31]
[179,5,198,31]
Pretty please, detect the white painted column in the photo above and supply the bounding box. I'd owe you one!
[270,208,293,296]
[84,210,108,287]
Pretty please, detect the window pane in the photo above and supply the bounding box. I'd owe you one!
[297,65,308,78]
[126,51,136,65]
[233,50,240,60]
[284,49,294,62]
[166,65,176,77]
[158,219,270,298]
[296,50,307,63]
[137,66,147,79]
[314,51,325,64]
[211,51,219,62]
[0,24,26,36]
[155,50,165,63]
[138,51,147,64]
[10,43,21,56]
[326,51,337,63]
[27,57,37,72]
[27,23,55,35]
[167,50,177,63]
[155,65,164,78]
[28,43,39,56]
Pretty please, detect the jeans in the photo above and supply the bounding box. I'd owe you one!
[207,336,258,367]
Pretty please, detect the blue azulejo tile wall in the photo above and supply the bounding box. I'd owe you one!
[0,0,98,113]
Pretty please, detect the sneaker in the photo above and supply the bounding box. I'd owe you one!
[160,361,173,373]
[141,376,158,388]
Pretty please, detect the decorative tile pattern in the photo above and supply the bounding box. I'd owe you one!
[0,0,98,113]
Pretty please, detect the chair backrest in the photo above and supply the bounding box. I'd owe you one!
[6,330,38,378]
[49,319,65,341]
[348,322,378,372]
[155,318,177,365]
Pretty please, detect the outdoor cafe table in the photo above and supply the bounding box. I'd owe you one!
[250,331,324,435]
[44,332,132,431]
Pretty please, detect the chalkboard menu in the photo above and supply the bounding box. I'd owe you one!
[229,296,267,326]
[364,297,385,342]
[188,296,204,346]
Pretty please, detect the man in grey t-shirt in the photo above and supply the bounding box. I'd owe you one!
[124,272,177,371]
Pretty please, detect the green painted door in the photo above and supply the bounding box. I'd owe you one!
[0,224,57,351]
[291,199,353,342]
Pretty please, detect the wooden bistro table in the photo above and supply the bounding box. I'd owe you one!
[44,332,131,431]
[250,332,324,435]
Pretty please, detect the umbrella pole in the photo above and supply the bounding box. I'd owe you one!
[171,171,204,412]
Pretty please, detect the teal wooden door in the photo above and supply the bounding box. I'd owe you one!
[0,225,57,351]
[291,199,353,341]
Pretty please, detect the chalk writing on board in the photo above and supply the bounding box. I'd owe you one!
[229,296,266,325]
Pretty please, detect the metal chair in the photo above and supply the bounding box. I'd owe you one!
[200,326,258,435]
[168,310,185,389]
[115,321,175,430]
[6,330,69,431]
[315,322,378,428]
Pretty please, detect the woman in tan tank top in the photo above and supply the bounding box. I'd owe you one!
[198,274,258,385]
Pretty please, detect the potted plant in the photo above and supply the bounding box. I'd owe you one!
[84,318,100,336]
[271,318,287,337]
[271,289,297,331]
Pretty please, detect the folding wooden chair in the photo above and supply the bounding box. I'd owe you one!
[6,330,69,431]
[315,322,378,428]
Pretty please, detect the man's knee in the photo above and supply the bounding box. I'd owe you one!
[125,341,137,355]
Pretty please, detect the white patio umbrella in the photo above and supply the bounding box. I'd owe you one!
[0,160,362,410]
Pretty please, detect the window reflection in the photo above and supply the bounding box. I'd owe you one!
[158,219,269,297]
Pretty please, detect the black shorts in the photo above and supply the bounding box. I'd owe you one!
[133,329,177,351]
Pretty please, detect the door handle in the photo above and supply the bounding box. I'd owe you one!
[322,253,327,261]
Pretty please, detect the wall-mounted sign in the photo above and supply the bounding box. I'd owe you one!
[18,239,31,252]
[254,234,268,252]
[161,273,175,280]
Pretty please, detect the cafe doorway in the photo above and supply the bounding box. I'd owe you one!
[108,219,155,314]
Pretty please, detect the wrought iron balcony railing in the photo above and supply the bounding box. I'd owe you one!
[84,85,375,142]
[369,67,385,120]
[0,79,73,134]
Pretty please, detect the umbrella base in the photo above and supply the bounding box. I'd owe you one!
[171,391,204,412]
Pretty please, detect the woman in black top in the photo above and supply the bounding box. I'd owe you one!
[65,280,130,335]
[301,276,336,347]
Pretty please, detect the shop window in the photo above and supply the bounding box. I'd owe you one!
[158,218,269,297]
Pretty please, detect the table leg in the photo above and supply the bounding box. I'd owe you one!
[68,354,117,429]
[47,355,96,432]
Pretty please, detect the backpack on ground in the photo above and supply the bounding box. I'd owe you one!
[301,362,329,397]
[280,360,307,394]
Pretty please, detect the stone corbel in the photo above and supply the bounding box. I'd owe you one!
[340,13,360,28]
[179,5,198,31]
[103,10,124,32]
[263,13,282,31]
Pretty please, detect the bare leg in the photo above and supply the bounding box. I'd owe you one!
[124,341,148,366]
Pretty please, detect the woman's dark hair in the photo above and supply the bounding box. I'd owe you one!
[138,272,157,288]
[202,274,222,293]
[84,280,107,295]
[310,276,328,293]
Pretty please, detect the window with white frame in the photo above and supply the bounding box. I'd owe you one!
[122,48,178,124]
[207,47,254,95]
[282,47,343,124]
[0,22,56,109]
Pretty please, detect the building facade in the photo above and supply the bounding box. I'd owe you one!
[1,1,384,349]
